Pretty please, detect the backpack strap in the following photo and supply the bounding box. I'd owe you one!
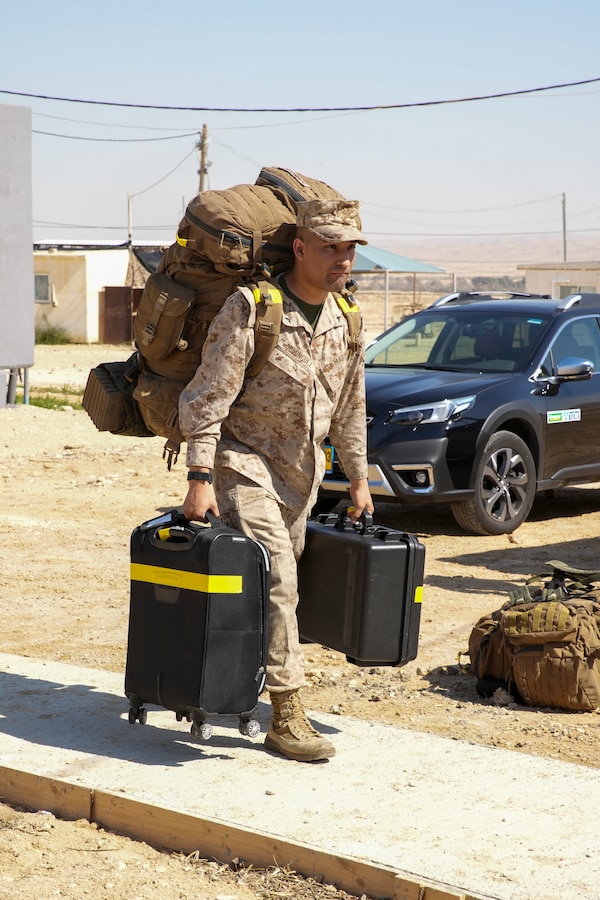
[506,559,600,607]
[161,277,283,468]
[545,559,600,584]
[246,279,284,377]
[334,280,362,353]
[162,410,183,472]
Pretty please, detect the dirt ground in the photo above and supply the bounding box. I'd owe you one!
[2,343,600,899]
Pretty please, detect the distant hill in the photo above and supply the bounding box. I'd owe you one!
[376,233,600,278]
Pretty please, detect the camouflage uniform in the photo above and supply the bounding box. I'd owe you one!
[179,278,368,693]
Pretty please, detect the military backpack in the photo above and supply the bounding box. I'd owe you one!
[82,166,363,467]
[468,561,600,711]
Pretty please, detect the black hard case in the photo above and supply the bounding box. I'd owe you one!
[297,512,425,666]
[125,510,269,734]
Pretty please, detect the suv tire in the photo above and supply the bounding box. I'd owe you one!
[450,430,536,536]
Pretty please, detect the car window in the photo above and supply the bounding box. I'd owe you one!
[541,317,600,374]
[366,315,447,366]
[366,310,551,372]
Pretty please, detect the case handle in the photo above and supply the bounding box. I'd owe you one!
[177,509,225,528]
[335,506,377,534]
[144,508,225,550]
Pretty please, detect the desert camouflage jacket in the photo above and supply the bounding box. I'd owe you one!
[179,280,369,513]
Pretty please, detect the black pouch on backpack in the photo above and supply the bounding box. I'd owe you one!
[83,352,154,438]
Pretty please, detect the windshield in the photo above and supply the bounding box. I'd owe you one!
[365,310,552,373]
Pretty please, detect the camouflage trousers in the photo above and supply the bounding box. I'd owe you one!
[216,469,309,693]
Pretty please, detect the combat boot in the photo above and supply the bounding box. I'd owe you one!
[264,689,335,762]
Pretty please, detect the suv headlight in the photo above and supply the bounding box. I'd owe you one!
[387,395,475,426]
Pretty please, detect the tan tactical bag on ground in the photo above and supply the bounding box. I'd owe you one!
[468,562,600,711]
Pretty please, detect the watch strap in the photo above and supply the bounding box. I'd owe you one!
[187,470,213,483]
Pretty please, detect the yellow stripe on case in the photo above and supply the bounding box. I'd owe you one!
[414,585,423,604]
[130,562,242,594]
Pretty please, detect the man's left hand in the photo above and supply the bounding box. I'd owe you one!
[348,478,374,523]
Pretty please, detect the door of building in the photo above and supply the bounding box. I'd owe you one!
[100,286,143,343]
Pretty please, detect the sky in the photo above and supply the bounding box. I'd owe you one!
[2,0,600,266]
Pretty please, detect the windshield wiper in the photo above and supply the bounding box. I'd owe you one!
[366,361,434,369]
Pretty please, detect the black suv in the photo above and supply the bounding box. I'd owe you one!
[321,291,600,535]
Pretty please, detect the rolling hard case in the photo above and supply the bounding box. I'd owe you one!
[125,509,270,740]
[297,511,425,666]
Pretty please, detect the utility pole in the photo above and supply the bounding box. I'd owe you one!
[562,192,567,262]
[127,192,133,248]
[197,124,209,194]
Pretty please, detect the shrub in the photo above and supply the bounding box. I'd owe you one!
[35,324,72,345]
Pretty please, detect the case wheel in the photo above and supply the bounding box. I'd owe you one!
[128,706,147,725]
[191,720,213,740]
[239,717,261,738]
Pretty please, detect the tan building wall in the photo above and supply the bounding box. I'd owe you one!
[34,249,130,343]
[518,262,600,299]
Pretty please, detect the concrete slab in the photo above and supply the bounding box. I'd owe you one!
[0,652,598,900]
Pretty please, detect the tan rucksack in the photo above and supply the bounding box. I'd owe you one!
[158,166,351,283]
[468,562,600,711]
[83,167,362,467]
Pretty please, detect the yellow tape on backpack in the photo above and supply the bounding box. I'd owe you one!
[131,562,242,594]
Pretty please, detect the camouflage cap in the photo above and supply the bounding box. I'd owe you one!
[295,199,368,245]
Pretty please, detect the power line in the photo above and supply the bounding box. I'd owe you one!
[32,221,600,238]
[34,111,198,132]
[34,220,172,231]
[129,147,197,199]
[3,76,600,112]
[369,227,600,237]
[32,129,200,142]
[34,108,370,132]
[363,195,562,214]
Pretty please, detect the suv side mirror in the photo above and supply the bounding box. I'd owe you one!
[555,357,594,380]
[536,357,594,390]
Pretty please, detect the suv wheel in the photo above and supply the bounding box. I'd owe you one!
[450,430,536,536]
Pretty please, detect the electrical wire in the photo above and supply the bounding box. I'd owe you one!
[129,147,197,198]
[33,108,370,132]
[363,195,562,214]
[34,111,198,131]
[34,220,173,231]
[368,226,600,237]
[32,129,200,142]
[3,76,600,112]
[32,222,600,238]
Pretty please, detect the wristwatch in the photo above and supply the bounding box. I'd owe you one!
[187,470,213,484]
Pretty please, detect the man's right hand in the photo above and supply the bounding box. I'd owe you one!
[182,481,220,521]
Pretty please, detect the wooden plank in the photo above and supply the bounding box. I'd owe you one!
[93,789,401,899]
[0,769,482,900]
[395,875,467,899]
[0,766,91,821]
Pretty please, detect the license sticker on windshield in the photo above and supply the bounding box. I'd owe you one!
[547,409,581,423]
[324,445,335,473]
